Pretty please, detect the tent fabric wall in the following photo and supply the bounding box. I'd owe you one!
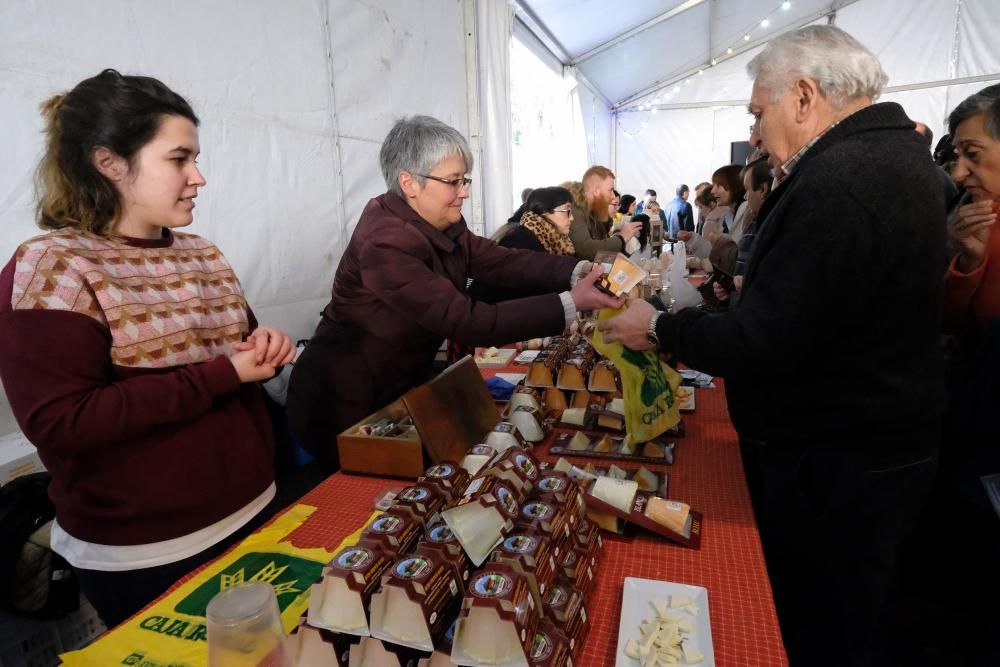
[477,0,516,236]
[0,0,471,435]
[613,0,1000,206]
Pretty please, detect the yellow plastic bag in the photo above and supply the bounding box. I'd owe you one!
[60,504,378,667]
[589,307,682,442]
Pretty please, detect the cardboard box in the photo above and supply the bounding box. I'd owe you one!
[0,432,45,486]
[337,356,502,479]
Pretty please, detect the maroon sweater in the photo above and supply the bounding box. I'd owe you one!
[287,192,578,440]
[0,229,274,546]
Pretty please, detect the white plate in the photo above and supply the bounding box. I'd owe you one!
[475,348,517,367]
[615,577,714,667]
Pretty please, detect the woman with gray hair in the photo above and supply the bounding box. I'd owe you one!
[287,115,622,466]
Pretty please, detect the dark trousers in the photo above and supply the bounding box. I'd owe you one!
[74,494,281,629]
[753,426,938,667]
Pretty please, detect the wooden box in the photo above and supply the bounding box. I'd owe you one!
[337,356,501,478]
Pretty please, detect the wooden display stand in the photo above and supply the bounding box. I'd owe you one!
[337,356,501,478]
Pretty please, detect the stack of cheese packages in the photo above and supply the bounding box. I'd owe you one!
[292,447,603,667]
[446,449,603,667]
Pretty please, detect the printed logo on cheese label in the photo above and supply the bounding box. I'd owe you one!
[399,486,430,502]
[428,524,455,543]
[538,476,564,492]
[472,572,511,598]
[496,485,518,517]
[502,534,536,554]
[544,586,567,608]
[514,454,537,478]
[531,631,553,660]
[394,557,430,579]
[523,501,552,520]
[371,515,402,534]
[335,547,371,570]
[426,464,454,478]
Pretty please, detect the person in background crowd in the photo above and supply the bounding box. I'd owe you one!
[471,186,577,304]
[597,25,945,667]
[916,120,961,207]
[630,213,651,254]
[288,117,624,467]
[663,184,695,239]
[715,157,773,305]
[617,194,637,223]
[0,70,297,627]
[711,164,750,242]
[564,166,641,260]
[635,188,657,214]
[693,183,717,234]
[608,189,621,222]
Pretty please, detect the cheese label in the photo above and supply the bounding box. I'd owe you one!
[531,631,553,660]
[427,523,457,544]
[537,476,564,492]
[426,463,454,478]
[472,572,512,598]
[523,502,553,520]
[394,557,431,579]
[503,534,537,554]
[335,547,372,571]
[515,453,538,479]
[371,516,400,534]
[400,487,430,502]
[496,485,519,518]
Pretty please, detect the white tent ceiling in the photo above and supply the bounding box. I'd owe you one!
[516,0,851,108]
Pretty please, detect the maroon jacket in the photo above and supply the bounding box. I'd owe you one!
[287,192,578,451]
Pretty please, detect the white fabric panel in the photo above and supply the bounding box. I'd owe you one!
[578,1,712,104]
[943,77,1000,130]
[329,0,469,142]
[957,0,1000,77]
[615,109,716,204]
[834,0,955,87]
[579,86,613,168]
[478,0,516,236]
[879,87,949,137]
[521,0,684,58]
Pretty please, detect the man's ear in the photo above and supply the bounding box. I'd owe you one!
[793,77,820,122]
[90,146,127,182]
[398,171,419,198]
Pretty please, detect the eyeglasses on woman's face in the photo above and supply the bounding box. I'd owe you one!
[550,207,573,215]
[417,173,473,191]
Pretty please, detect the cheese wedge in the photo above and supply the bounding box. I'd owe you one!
[568,432,590,451]
[644,498,690,534]
[561,407,587,426]
[608,464,628,480]
[594,435,613,453]
[591,477,638,513]
[635,466,658,492]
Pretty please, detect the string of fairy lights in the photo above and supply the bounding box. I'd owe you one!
[616,0,794,139]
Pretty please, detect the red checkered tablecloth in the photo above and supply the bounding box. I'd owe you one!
[136,361,788,666]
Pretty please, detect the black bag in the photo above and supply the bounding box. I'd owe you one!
[0,472,79,617]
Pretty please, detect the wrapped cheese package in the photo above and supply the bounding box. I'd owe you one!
[286,622,356,666]
[359,509,422,556]
[307,540,395,636]
[451,564,541,667]
[490,530,558,607]
[528,619,575,667]
[418,461,471,503]
[510,405,546,442]
[392,484,447,528]
[348,636,430,667]
[482,446,540,496]
[442,476,521,566]
[461,445,497,477]
[486,422,528,454]
[369,545,464,652]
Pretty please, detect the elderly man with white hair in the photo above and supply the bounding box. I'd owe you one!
[600,25,946,666]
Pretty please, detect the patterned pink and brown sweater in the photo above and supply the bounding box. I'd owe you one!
[0,229,274,545]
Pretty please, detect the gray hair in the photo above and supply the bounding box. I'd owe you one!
[379,115,474,196]
[948,83,1000,138]
[747,25,887,109]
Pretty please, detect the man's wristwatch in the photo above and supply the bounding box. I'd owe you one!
[646,312,663,347]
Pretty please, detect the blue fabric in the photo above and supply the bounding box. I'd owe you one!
[485,376,516,400]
